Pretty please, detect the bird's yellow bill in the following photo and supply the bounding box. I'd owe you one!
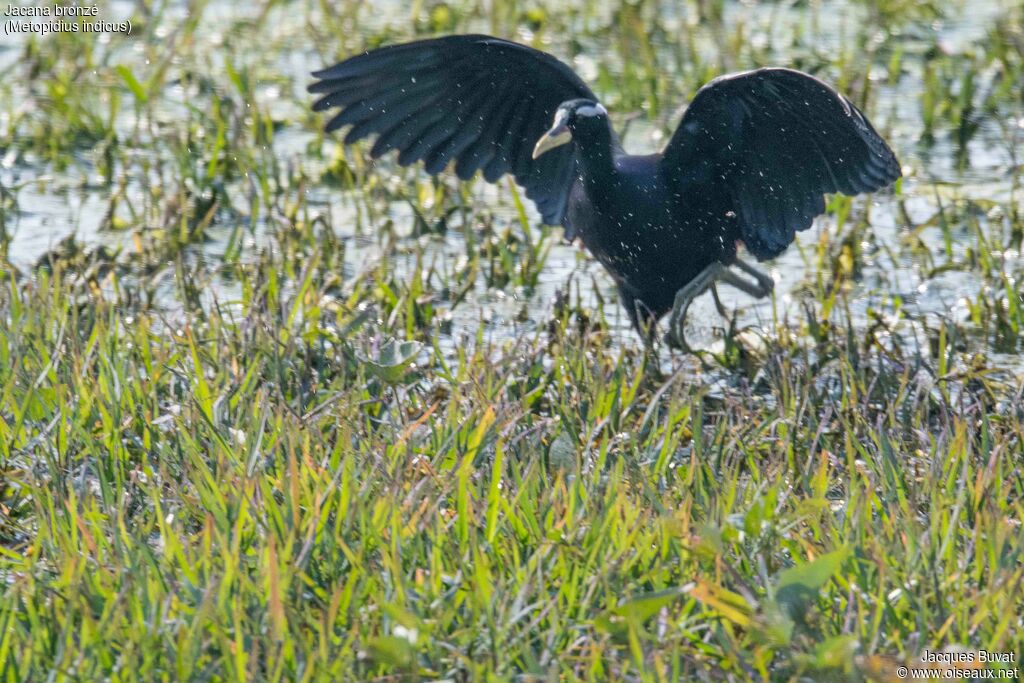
[532,128,572,159]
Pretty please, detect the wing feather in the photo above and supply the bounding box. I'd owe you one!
[310,35,597,226]
[661,68,900,259]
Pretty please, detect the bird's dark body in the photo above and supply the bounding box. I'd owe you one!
[309,34,901,341]
[566,152,737,328]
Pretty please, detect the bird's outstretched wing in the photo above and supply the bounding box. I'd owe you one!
[309,35,596,226]
[660,68,901,260]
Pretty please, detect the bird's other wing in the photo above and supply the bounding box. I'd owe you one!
[660,68,900,260]
[309,35,596,226]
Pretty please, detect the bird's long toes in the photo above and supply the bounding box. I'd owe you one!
[663,326,691,353]
[710,285,729,318]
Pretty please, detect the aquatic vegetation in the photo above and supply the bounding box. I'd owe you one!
[0,0,1021,679]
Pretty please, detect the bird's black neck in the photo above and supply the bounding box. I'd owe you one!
[573,124,617,190]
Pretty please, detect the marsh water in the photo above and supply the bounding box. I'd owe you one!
[1,0,1021,359]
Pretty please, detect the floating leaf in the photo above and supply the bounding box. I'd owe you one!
[547,431,576,469]
[612,586,688,623]
[775,547,849,619]
[357,340,422,383]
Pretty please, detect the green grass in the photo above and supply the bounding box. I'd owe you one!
[1,0,1023,680]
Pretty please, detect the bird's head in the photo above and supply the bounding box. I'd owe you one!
[532,99,609,159]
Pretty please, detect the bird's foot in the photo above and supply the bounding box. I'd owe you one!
[729,258,775,298]
[664,263,725,351]
[710,284,729,318]
[663,260,775,352]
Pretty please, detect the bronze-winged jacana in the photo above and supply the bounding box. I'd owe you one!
[309,35,901,348]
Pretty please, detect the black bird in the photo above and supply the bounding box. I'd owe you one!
[309,35,900,348]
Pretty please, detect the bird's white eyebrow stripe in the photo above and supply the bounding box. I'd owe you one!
[575,103,607,117]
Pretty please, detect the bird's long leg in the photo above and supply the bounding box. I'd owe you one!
[664,262,726,350]
[711,267,774,300]
[664,260,776,351]
[730,257,775,298]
